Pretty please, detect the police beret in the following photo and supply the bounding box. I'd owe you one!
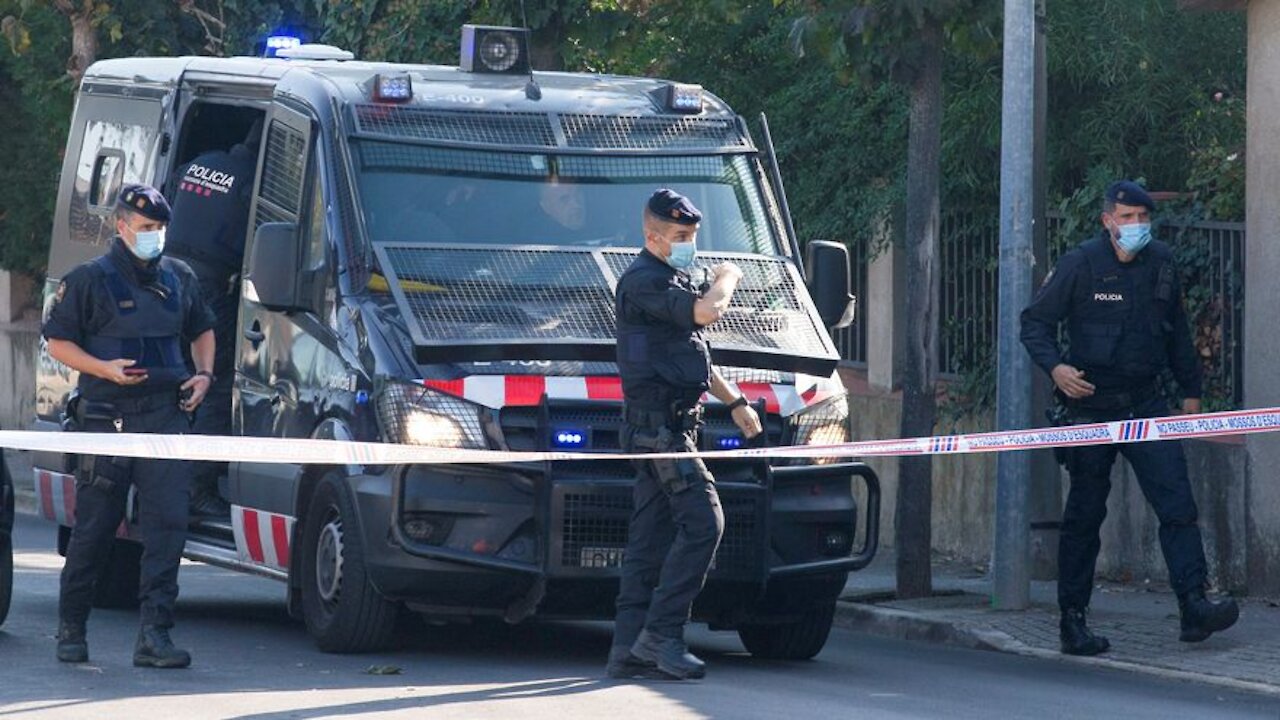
[1105,180,1155,211]
[647,188,702,226]
[117,183,172,223]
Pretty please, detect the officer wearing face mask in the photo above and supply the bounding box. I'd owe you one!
[42,184,216,669]
[1020,180,1238,657]
[607,189,763,681]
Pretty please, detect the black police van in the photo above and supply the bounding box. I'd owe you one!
[33,26,878,656]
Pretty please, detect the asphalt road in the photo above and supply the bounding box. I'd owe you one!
[2,512,1279,720]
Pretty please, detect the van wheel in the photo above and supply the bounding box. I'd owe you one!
[299,472,397,653]
[737,600,836,660]
[0,533,12,626]
[92,539,141,609]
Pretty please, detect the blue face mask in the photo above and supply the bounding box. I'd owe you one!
[129,228,166,262]
[1115,222,1151,255]
[666,240,696,270]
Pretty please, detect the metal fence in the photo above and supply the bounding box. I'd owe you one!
[839,212,1245,408]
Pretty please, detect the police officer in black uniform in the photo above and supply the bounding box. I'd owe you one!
[43,184,216,668]
[1020,180,1239,656]
[166,120,261,517]
[607,189,763,680]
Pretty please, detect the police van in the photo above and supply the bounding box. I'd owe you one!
[33,25,879,657]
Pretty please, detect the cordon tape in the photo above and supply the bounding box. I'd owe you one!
[8,406,1280,466]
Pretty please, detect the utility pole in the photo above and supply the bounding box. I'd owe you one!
[992,0,1036,610]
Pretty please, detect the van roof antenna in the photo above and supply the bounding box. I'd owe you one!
[520,0,542,100]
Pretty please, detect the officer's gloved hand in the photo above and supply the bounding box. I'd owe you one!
[731,404,763,439]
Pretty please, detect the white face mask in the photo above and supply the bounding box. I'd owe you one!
[127,227,166,261]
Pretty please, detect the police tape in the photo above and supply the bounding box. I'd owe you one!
[3,406,1280,466]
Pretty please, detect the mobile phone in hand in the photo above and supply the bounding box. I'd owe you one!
[123,368,147,377]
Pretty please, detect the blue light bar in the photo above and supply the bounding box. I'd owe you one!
[373,73,413,102]
[265,34,302,58]
[552,429,587,449]
[716,435,744,450]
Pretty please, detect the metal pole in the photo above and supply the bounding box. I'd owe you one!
[993,0,1036,610]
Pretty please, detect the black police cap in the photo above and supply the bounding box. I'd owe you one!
[647,188,702,226]
[1105,180,1155,211]
[117,183,172,223]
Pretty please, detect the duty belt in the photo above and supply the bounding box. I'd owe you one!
[1064,381,1158,413]
[623,403,703,432]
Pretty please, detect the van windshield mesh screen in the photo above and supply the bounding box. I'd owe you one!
[372,244,839,375]
[354,142,780,255]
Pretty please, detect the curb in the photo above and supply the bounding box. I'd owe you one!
[833,599,1280,699]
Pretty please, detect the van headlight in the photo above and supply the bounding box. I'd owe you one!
[791,395,849,465]
[376,381,488,449]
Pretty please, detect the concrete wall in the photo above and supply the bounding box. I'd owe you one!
[1243,0,1280,597]
[844,367,1249,593]
[0,321,39,432]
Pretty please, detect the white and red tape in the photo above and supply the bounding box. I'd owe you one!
[6,406,1280,465]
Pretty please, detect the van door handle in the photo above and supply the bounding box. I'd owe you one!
[244,327,265,344]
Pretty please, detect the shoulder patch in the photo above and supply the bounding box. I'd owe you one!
[53,281,66,305]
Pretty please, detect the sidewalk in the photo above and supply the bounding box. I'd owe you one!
[835,549,1280,696]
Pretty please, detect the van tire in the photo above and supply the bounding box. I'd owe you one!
[0,534,12,626]
[92,539,141,609]
[737,600,836,660]
[299,472,397,653]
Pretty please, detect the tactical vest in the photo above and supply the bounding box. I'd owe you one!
[79,255,188,398]
[616,254,711,411]
[1066,237,1177,380]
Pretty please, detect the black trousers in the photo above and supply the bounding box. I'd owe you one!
[613,425,724,648]
[60,400,192,628]
[1058,397,1207,610]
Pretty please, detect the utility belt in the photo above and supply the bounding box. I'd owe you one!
[1061,381,1158,415]
[62,388,187,433]
[623,402,704,433]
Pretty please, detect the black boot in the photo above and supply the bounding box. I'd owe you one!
[133,625,191,669]
[1179,591,1239,643]
[189,489,230,518]
[605,645,665,680]
[1060,608,1110,656]
[631,629,706,680]
[56,621,88,663]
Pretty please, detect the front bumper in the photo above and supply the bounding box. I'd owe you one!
[357,458,879,620]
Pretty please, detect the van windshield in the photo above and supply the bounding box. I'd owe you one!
[352,141,781,255]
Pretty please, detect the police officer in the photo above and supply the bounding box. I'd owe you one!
[1020,180,1239,656]
[607,189,763,680]
[43,184,216,668]
[166,120,260,517]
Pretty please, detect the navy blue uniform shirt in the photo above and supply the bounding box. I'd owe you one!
[1020,233,1202,398]
[615,249,711,410]
[43,239,217,401]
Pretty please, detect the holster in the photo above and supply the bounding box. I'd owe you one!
[63,393,128,492]
[628,422,713,495]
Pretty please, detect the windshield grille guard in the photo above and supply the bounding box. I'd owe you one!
[351,105,755,155]
[372,243,840,376]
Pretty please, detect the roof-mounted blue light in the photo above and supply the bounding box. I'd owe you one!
[373,73,413,102]
[265,34,302,57]
[668,83,704,114]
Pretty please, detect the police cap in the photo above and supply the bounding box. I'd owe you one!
[117,183,172,223]
[646,188,702,226]
[1104,180,1155,211]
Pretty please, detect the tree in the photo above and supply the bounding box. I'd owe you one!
[794,0,998,599]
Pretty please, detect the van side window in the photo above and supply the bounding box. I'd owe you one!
[88,151,125,210]
[305,163,327,272]
[254,119,308,228]
[70,117,159,246]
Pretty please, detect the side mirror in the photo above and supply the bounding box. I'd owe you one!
[248,222,302,312]
[805,240,857,330]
